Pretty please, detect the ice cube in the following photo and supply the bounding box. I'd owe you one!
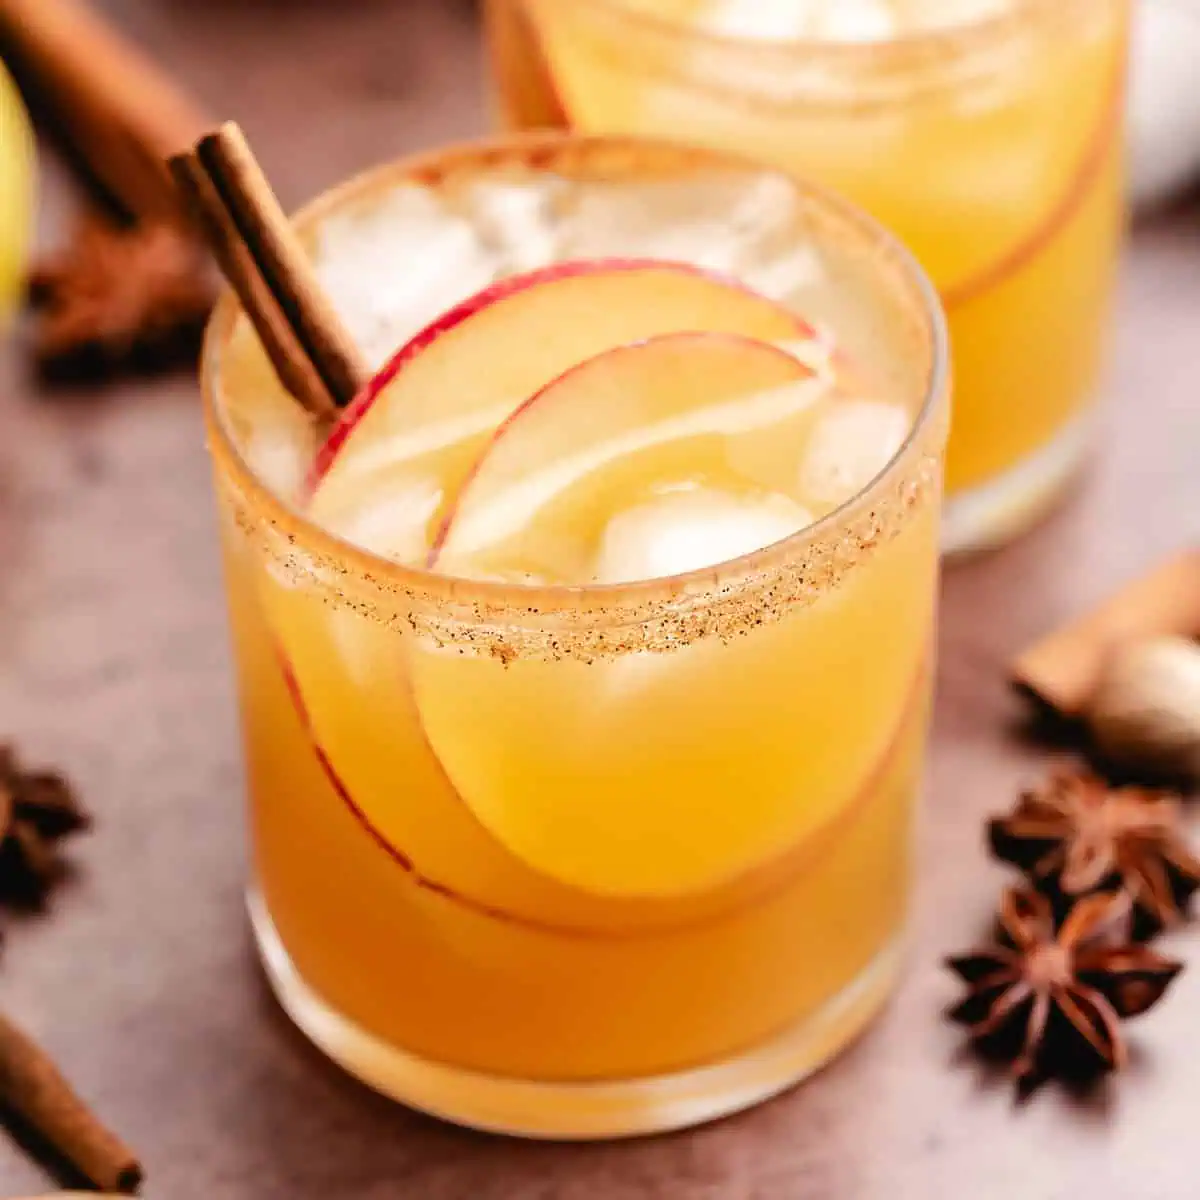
[244,428,313,505]
[318,474,443,564]
[796,399,910,509]
[316,184,501,369]
[905,0,1013,33]
[592,486,812,584]
[562,177,752,267]
[239,383,322,504]
[561,172,822,281]
[464,179,565,274]
[741,242,827,303]
[724,173,805,238]
[698,0,904,42]
[560,182,728,269]
[695,0,815,40]
[776,327,839,380]
[811,0,898,41]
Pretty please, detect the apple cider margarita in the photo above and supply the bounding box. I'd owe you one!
[486,0,1128,552]
[202,134,949,1136]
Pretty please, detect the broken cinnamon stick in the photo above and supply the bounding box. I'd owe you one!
[0,0,217,378]
[0,0,206,223]
[170,123,367,418]
[0,1012,142,1193]
[1010,550,1200,718]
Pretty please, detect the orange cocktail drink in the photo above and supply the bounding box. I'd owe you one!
[203,134,948,1136]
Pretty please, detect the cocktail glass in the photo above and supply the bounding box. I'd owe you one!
[202,133,949,1136]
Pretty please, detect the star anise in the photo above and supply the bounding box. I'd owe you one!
[989,769,1200,934]
[27,216,214,383]
[946,887,1182,1089]
[0,745,90,906]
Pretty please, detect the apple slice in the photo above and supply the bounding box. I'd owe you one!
[269,268,822,911]
[409,330,914,899]
[306,259,819,561]
[430,331,822,582]
[409,555,935,903]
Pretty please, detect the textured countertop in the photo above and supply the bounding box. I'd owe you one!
[1,2,1198,1196]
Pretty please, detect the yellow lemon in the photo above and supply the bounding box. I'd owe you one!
[0,60,34,325]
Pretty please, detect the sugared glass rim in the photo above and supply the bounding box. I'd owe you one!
[201,131,949,630]
[549,0,1095,60]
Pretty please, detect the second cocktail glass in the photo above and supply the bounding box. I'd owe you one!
[487,0,1128,551]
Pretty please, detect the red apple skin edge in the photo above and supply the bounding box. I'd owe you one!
[425,330,815,566]
[274,647,597,938]
[273,641,925,941]
[304,257,818,496]
[941,64,1123,309]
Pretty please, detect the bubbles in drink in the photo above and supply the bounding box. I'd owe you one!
[592,485,813,584]
[796,398,910,509]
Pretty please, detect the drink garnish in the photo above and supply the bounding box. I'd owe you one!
[945,887,1182,1092]
[0,742,89,907]
[0,1009,143,1192]
[989,770,1200,937]
[0,746,137,1189]
[1087,636,1200,785]
[1,0,215,384]
[171,121,367,420]
[28,216,213,383]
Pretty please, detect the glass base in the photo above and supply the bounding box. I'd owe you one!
[248,889,903,1139]
[941,409,1094,558]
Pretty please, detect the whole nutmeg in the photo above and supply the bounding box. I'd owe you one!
[1088,636,1200,780]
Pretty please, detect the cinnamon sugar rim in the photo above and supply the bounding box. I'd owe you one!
[202,132,949,655]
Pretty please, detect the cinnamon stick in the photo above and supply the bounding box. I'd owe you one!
[170,123,367,418]
[197,124,369,407]
[0,1012,142,1193]
[0,0,207,223]
[0,0,219,379]
[1011,550,1200,717]
[170,151,336,420]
